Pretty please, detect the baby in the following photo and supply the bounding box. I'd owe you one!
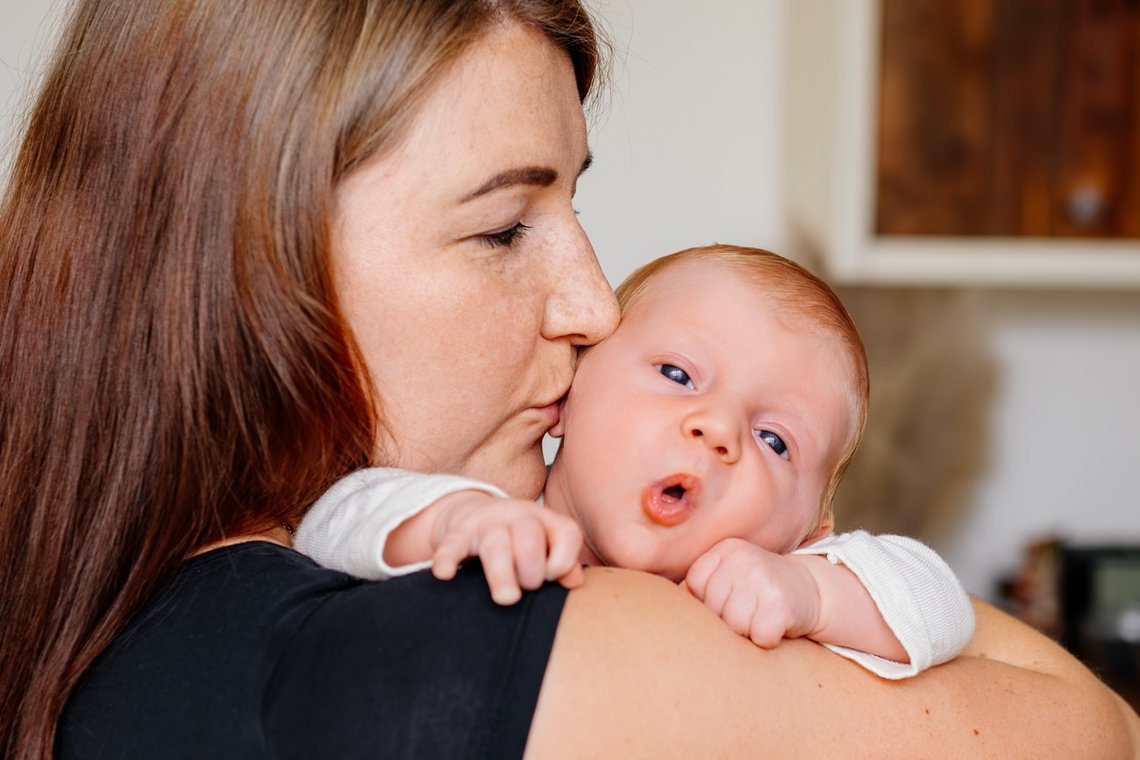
[297,244,974,678]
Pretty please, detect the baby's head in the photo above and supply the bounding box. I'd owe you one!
[545,244,868,581]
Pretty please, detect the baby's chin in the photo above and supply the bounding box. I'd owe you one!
[596,536,690,584]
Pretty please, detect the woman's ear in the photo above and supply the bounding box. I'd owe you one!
[796,516,834,549]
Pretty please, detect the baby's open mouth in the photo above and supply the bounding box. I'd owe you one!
[642,473,702,526]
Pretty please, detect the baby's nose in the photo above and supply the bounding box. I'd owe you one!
[683,412,740,464]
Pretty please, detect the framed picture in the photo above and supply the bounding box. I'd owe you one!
[785,0,1140,288]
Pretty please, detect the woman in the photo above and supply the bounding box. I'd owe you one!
[0,0,1136,757]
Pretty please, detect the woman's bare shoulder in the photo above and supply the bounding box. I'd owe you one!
[527,567,870,757]
[525,567,1140,759]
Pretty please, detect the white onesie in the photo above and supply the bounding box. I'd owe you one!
[296,467,975,679]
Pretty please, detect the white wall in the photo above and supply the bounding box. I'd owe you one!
[579,0,788,284]
[944,292,1140,596]
[5,0,1139,601]
[0,0,61,178]
[582,0,1140,600]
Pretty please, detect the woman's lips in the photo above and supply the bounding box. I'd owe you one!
[534,390,571,433]
[534,401,561,428]
[642,473,702,526]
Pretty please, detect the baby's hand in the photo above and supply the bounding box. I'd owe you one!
[428,491,584,605]
[683,537,822,648]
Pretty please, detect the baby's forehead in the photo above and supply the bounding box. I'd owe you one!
[623,260,785,324]
[621,257,863,412]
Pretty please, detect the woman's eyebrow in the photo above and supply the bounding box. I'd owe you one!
[462,167,557,201]
[461,152,594,202]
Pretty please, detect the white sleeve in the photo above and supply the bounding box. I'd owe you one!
[293,467,509,581]
[793,530,976,679]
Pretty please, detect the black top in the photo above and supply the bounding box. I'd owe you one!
[57,542,567,759]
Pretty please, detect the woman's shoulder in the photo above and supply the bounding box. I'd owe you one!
[201,544,573,758]
[58,543,356,757]
[531,566,1140,759]
[532,567,908,757]
[60,543,567,759]
[265,549,568,758]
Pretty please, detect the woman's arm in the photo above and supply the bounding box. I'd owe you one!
[527,568,1139,758]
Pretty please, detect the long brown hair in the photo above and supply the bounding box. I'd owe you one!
[616,244,870,533]
[0,0,601,756]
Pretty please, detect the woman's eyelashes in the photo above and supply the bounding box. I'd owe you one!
[656,363,694,389]
[479,221,531,249]
[755,429,789,459]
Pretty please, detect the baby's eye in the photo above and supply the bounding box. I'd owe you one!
[656,364,693,389]
[755,430,788,459]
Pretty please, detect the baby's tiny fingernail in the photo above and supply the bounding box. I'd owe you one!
[492,588,522,606]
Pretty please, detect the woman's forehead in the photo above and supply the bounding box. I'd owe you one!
[382,22,587,190]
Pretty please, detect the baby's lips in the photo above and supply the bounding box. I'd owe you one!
[641,473,702,527]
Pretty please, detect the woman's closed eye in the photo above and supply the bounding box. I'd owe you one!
[479,221,531,249]
[755,430,788,459]
[656,363,694,389]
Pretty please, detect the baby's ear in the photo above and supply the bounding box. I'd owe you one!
[796,516,834,549]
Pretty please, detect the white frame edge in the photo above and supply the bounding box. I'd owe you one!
[788,0,1140,290]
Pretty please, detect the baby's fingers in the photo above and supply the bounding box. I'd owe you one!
[719,587,755,636]
[542,514,583,583]
[745,607,787,649]
[479,526,522,606]
[684,549,724,601]
[510,519,548,591]
[556,562,584,590]
[431,530,473,581]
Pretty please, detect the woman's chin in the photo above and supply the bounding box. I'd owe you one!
[487,449,547,500]
[517,455,550,500]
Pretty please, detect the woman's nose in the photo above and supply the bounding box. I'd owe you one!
[682,407,741,464]
[541,224,620,347]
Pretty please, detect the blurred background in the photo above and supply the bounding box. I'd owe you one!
[3,0,1137,699]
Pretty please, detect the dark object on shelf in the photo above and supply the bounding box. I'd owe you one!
[1058,545,1140,707]
[1004,537,1064,640]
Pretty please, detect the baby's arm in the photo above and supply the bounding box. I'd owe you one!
[684,531,974,678]
[295,468,506,578]
[794,531,975,677]
[294,468,583,603]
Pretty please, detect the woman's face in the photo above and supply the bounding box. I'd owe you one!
[332,21,619,499]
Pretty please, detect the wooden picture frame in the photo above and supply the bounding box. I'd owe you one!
[785,0,1140,289]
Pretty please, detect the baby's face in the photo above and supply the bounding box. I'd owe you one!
[544,259,852,581]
